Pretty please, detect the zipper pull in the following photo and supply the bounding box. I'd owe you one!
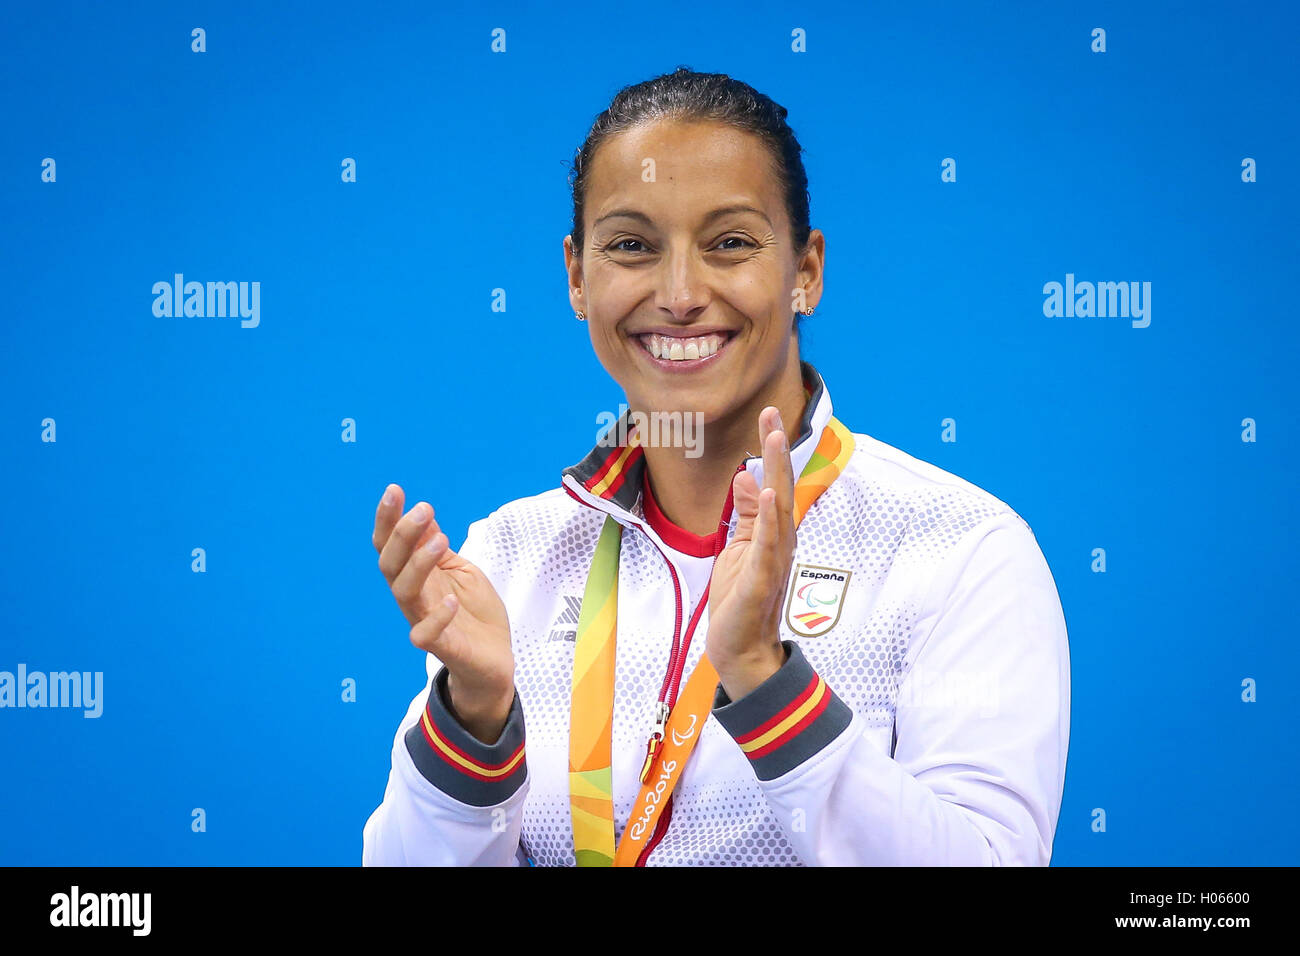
[639,701,671,783]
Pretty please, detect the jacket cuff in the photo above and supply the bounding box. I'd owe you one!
[403,664,527,807]
[712,641,853,781]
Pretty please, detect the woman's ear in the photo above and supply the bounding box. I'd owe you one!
[563,234,585,314]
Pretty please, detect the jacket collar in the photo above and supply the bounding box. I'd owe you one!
[560,361,835,531]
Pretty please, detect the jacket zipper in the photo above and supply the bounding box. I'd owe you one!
[636,546,683,783]
[563,461,748,867]
[635,461,744,785]
[633,461,745,866]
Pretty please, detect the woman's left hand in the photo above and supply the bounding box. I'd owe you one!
[706,405,796,701]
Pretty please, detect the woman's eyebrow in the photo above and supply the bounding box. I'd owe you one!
[594,205,772,228]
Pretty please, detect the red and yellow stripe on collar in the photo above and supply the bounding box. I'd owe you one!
[584,428,643,500]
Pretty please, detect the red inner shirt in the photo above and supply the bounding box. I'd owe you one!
[641,476,719,558]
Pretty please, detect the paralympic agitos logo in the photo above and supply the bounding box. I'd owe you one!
[784,563,853,637]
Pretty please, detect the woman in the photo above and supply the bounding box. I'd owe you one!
[362,67,1070,866]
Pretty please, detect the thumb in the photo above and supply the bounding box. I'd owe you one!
[729,469,761,543]
[410,593,468,663]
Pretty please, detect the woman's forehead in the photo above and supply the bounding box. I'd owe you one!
[587,119,781,224]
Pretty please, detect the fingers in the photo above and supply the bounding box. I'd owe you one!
[729,406,796,552]
[728,468,761,543]
[410,593,463,658]
[742,486,785,596]
[390,527,452,620]
[760,407,795,520]
[377,495,442,585]
[753,486,779,553]
[745,407,797,597]
[756,405,795,549]
[373,483,405,553]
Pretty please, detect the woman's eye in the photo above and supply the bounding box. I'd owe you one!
[717,236,754,250]
[608,236,752,254]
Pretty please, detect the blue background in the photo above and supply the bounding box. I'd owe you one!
[1,0,1295,865]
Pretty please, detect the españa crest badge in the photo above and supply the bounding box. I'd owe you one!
[784,563,852,637]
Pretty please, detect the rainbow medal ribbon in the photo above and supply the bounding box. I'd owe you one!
[568,417,855,865]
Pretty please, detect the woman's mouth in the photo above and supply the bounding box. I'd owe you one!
[634,331,735,370]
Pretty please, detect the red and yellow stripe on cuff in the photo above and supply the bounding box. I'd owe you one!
[733,673,832,760]
[420,708,526,782]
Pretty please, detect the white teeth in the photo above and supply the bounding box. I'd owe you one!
[641,332,728,362]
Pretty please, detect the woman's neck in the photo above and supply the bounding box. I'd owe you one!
[638,354,808,538]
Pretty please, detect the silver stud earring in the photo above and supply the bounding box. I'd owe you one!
[575,310,586,321]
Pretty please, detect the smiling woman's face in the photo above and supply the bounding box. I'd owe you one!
[565,118,822,429]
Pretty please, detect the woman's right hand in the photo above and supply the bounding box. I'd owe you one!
[373,483,515,743]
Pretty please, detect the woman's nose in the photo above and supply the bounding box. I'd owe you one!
[656,246,709,319]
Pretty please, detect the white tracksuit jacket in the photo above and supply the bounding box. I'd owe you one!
[362,362,1071,866]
